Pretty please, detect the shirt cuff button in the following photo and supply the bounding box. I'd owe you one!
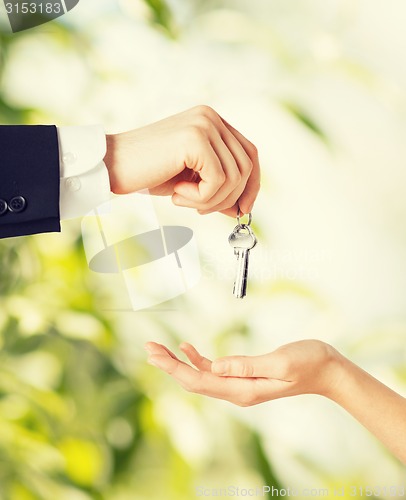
[62,152,77,165]
[0,199,8,216]
[66,177,81,192]
[8,196,26,213]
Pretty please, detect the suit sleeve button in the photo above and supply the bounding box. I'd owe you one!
[0,199,8,216]
[8,196,27,213]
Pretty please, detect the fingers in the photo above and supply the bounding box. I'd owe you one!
[211,352,289,380]
[146,344,286,381]
[172,142,226,205]
[196,128,255,215]
[146,342,213,371]
[145,342,183,363]
[238,164,261,215]
[219,203,240,218]
[180,342,212,371]
[220,118,261,215]
[147,350,260,405]
[171,106,260,216]
[146,341,298,406]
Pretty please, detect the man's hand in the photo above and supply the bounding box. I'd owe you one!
[104,106,260,216]
[144,340,343,407]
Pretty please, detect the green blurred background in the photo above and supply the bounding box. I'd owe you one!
[1,0,406,498]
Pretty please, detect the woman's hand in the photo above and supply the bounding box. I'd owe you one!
[146,339,406,463]
[144,340,343,407]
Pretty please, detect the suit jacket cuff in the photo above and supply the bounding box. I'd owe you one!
[0,125,60,239]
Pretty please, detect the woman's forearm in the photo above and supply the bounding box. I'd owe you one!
[327,353,406,464]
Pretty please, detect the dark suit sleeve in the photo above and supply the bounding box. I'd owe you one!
[0,125,60,239]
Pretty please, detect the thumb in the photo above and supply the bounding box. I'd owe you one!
[211,354,273,378]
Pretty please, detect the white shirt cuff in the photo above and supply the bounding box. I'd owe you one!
[57,125,111,220]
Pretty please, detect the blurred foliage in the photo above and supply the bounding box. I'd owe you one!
[0,232,283,499]
[1,0,405,498]
[0,3,285,498]
[281,101,329,145]
[144,0,176,36]
[0,32,29,124]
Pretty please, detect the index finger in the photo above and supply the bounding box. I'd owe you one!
[145,342,182,361]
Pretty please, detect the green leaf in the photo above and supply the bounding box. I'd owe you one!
[248,430,283,489]
[144,0,176,36]
[281,101,329,144]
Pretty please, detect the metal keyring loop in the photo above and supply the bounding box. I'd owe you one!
[236,208,252,227]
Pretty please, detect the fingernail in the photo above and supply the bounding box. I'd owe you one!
[212,360,227,374]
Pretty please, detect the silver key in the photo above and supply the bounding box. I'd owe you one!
[229,224,257,298]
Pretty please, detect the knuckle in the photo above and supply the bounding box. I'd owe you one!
[230,169,242,185]
[211,170,226,190]
[242,158,254,175]
[194,104,217,119]
[195,115,214,132]
[239,361,255,378]
[247,141,259,159]
[186,125,206,142]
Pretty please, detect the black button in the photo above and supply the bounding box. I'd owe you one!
[8,196,26,213]
[0,199,8,216]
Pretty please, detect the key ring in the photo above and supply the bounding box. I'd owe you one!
[236,207,252,228]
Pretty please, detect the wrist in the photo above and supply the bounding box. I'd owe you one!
[316,344,348,400]
[104,134,122,194]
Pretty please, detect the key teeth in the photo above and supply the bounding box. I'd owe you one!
[229,224,257,299]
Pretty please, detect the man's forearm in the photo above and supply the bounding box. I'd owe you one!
[328,354,406,464]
